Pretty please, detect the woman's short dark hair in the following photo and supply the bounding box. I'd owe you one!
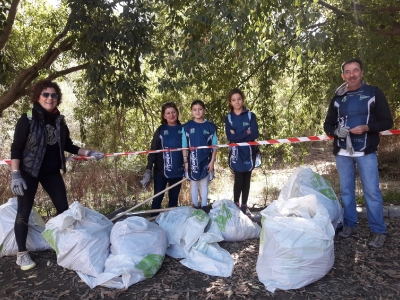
[31,80,62,105]
[190,99,205,109]
[161,102,180,125]
[227,88,245,111]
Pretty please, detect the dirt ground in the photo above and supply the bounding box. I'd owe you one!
[1,217,400,300]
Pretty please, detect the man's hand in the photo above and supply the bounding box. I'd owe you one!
[350,125,369,135]
[334,126,350,138]
[11,171,27,196]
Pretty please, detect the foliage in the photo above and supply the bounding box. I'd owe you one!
[0,0,155,114]
[1,0,399,171]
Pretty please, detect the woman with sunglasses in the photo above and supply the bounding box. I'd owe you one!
[10,80,104,270]
[140,102,184,215]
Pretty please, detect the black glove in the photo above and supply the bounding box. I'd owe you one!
[11,171,27,196]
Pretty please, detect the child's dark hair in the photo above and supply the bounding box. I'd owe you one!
[227,88,245,111]
[191,99,205,109]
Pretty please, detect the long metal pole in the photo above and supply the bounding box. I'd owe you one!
[110,177,187,222]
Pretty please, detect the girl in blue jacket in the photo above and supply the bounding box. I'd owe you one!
[225,88,259,216]
[182,100,217,213]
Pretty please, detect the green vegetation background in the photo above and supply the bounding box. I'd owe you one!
[0,0,399,215]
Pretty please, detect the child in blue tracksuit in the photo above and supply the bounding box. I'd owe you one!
[225,88,259,216]
[182,100,217,213]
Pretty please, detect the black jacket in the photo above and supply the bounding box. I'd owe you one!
[324,84,393,155]
[11,104,80,177]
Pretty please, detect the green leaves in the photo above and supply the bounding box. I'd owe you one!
[1,0,399,160]
[0,0,156,113]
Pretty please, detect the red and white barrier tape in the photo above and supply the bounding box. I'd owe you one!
[1,129,399,166]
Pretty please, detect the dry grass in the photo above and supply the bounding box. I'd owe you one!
[1,137,400,299]
[1,136,399,216]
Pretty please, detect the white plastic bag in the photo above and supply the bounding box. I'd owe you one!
[0,198,51,257]
[156,206,209,258]
[180,221,234,277]
[256,195,335,293]
[208,200,261,242]
[278,166,342,229]
[42,201,113,277]
[78,216,168,289]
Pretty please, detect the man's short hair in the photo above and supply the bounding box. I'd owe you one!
[341,58,363,73]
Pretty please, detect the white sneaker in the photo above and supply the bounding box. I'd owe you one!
[16,251,36,271]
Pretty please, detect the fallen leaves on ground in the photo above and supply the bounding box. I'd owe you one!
[1,217,400,299]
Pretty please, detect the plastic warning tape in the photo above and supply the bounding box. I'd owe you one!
[1,129,399,165]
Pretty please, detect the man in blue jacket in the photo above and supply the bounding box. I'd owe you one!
[324,58,393,248]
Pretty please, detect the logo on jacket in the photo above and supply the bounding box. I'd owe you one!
[338,116,347,127]
[230,146,238,164]
[243,122,249,126]
[203,129,209,134]
[190,128,195,134]
[163,130,169,135]
[46,124,57,145]
[164,151,172,171]
[190,151,199,173]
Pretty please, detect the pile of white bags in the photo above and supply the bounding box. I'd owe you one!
[278,166,342,229]
[78,216,168,289]
[180,222,234,277]
[156,206,234,277]
[0,198,51,257]
[42,201,113,277]
[156,206,209,258]
[208,199,261,241]
[256,195,335,292]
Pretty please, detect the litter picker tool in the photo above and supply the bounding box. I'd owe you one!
[110,177,187,222]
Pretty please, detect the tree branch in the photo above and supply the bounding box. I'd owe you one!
[317,0,400,36]
[239,56,272,86]
[44,39,75,68]
[0,0,20,51]
[307,21,328,30]
[317,0,351,18]
[46,63,89,81]
[1,33,79,113]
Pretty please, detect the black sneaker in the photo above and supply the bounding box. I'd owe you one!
[240,204,251,217]
[201,206,210,214]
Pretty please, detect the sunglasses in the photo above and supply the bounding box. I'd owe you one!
[41,92,59,99]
